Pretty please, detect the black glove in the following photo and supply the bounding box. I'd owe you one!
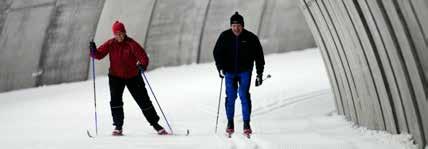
[89,41,96,54]
[255,74,263,87]
[137,64,146,73]
[218,69,224,78]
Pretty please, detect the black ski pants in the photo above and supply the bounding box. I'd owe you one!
[108,74,160,129]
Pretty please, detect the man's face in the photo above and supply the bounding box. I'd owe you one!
[114,31,126,42]
[231,24,243,36]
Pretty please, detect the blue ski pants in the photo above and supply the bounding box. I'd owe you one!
[224,71,252,122]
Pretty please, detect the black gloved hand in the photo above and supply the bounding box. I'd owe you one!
[137,64,146,73]
[218,69,224,78]
[255,74,263,87]
[89,41,96,54]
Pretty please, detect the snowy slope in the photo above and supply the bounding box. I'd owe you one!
[0,48,416,149]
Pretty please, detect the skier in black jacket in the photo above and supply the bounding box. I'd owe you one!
[213,12,265,136]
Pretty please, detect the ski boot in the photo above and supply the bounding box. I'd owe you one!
[153,123,168,135]
[112,128,123,136]
[226,128,234,138]
[243,129,252,138]
[157,129,168,135]
[243,121,252,138]
[226,120,234,138]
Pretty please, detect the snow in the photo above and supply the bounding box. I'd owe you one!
[0,48,416,149]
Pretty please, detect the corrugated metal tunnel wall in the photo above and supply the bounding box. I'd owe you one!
[300,0,428,148]
[0,0,315,92]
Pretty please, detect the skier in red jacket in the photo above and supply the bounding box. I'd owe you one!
[89,21,167,136]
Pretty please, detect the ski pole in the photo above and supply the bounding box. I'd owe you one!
[141,71,174,134]
[214,77,224,134]
[88,40,98,137]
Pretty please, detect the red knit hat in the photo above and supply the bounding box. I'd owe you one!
[112,21,126,33]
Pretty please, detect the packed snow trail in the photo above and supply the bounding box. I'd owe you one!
[0,48,416,149]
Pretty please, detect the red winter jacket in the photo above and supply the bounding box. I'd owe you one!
[92,37,149,79]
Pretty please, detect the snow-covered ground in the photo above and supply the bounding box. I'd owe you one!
[0,48,416,149]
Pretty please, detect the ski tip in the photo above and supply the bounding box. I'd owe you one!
[225,132,233,138]
[186,129,190,136]
[86,130,94,138]
[243,133,251,139]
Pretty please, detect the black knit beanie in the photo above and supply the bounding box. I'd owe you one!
[230,11,244,27]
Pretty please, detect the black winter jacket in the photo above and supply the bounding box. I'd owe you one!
[213,29,265,75]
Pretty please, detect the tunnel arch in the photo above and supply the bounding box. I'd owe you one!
[300,0,428,148]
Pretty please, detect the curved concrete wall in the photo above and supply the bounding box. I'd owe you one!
[39,0,105,85]
[0,0,315,92]
[144,0,209,68]
[0,0,11,33]
[300,0,428,148]
[258,0,316,54]
[0,0,104,92]
[94,0,315,75]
